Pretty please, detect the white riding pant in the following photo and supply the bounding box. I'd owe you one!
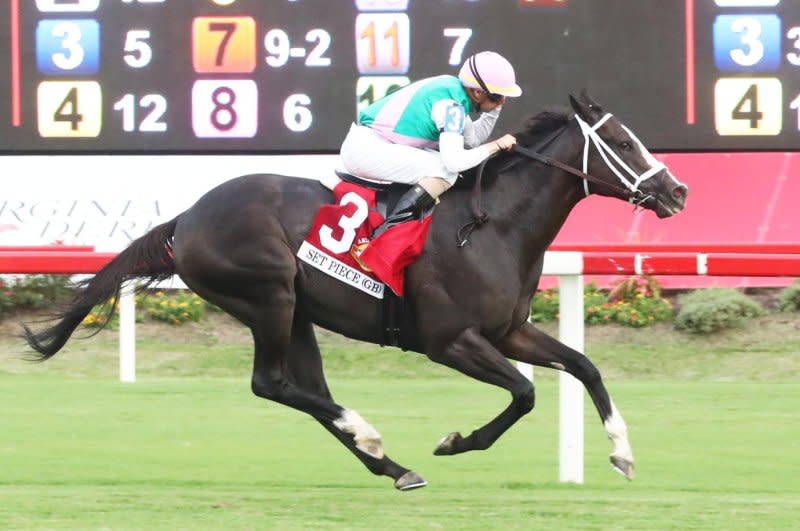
[340,124,459,186]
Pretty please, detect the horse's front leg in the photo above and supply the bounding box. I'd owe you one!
[427,327,535,455]
[497,321,635,479]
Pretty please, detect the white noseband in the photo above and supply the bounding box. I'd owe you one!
[575,113,666,199]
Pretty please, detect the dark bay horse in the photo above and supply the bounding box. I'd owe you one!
[24,92,688,490]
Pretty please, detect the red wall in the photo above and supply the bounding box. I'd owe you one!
[545,152,799,289]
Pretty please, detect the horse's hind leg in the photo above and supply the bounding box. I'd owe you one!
[253,306,425,490]
[497,322,634,479]
[317,424,426,491]
[180,244,423,489]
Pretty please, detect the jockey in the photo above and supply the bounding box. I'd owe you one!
[340,51,522,237]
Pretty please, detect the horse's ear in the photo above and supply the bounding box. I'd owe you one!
[569,94,591,120]
[579,89,603,113]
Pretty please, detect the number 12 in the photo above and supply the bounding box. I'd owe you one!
[113,93,167,132]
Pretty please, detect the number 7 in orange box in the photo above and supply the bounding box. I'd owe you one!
[192,16,256,74]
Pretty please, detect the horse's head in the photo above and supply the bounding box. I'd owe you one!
[568,91,688,218]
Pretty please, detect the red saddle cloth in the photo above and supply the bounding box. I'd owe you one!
[358,215,432,296]
[298,181,432,297]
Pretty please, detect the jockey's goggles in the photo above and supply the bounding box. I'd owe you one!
[485,92,505,103]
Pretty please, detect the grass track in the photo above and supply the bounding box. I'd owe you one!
[2,375,798,530]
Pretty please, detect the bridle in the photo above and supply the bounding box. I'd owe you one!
[458,112,664,247]
[513,113,664,205]
[576,113,665,198]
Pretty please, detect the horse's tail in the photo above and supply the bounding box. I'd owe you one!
[23,216,179,361]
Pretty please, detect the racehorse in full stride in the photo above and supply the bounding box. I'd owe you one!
[24,92,688,490]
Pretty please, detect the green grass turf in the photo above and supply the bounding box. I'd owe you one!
[2,310,799,528]
[1,375,798,530]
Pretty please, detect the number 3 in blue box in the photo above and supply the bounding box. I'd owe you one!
[713,14,781,72]
[36,19,100,75]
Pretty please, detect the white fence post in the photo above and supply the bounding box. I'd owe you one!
[558,274,584,483]
[516,361,533,381]
[118,282,136,383]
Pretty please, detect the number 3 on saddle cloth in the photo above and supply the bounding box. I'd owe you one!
[297,181,433,298]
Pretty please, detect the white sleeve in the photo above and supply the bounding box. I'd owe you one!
[462,107,501,148]
[439,131,494,173]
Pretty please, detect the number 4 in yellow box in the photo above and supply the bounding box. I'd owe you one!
[37,81,102,137]
[714,78,782,136]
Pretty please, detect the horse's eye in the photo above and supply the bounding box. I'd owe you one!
[619,141,633,151]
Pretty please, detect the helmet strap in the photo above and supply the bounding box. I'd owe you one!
[469,54,491,95]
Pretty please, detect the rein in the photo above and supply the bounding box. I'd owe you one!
[457,123,570,246]
[457,114,658,247]
[511,144,641,201]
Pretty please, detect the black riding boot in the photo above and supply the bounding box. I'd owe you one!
[372,185,436,238]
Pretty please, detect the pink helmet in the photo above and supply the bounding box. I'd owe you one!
[458,51,522,98]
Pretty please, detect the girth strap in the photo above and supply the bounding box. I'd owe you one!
[381,290,413,350]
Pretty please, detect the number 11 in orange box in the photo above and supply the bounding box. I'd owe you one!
[192,16,256,74]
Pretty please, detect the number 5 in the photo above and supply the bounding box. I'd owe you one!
[124,30,152,68]
[319,192,369,254]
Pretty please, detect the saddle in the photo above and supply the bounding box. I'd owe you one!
[334,170,411,218]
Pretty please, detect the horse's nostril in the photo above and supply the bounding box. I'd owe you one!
[673,185,688,201]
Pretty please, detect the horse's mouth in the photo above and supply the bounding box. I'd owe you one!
[647,180,688,218]
[654,196,686,218]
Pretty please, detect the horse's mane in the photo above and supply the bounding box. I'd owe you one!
[514,108,572,148]
[455,107,572,189]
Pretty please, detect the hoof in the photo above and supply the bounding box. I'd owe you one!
[610,455,635,480]
[395,471,427,491]
[433,432,462,456]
